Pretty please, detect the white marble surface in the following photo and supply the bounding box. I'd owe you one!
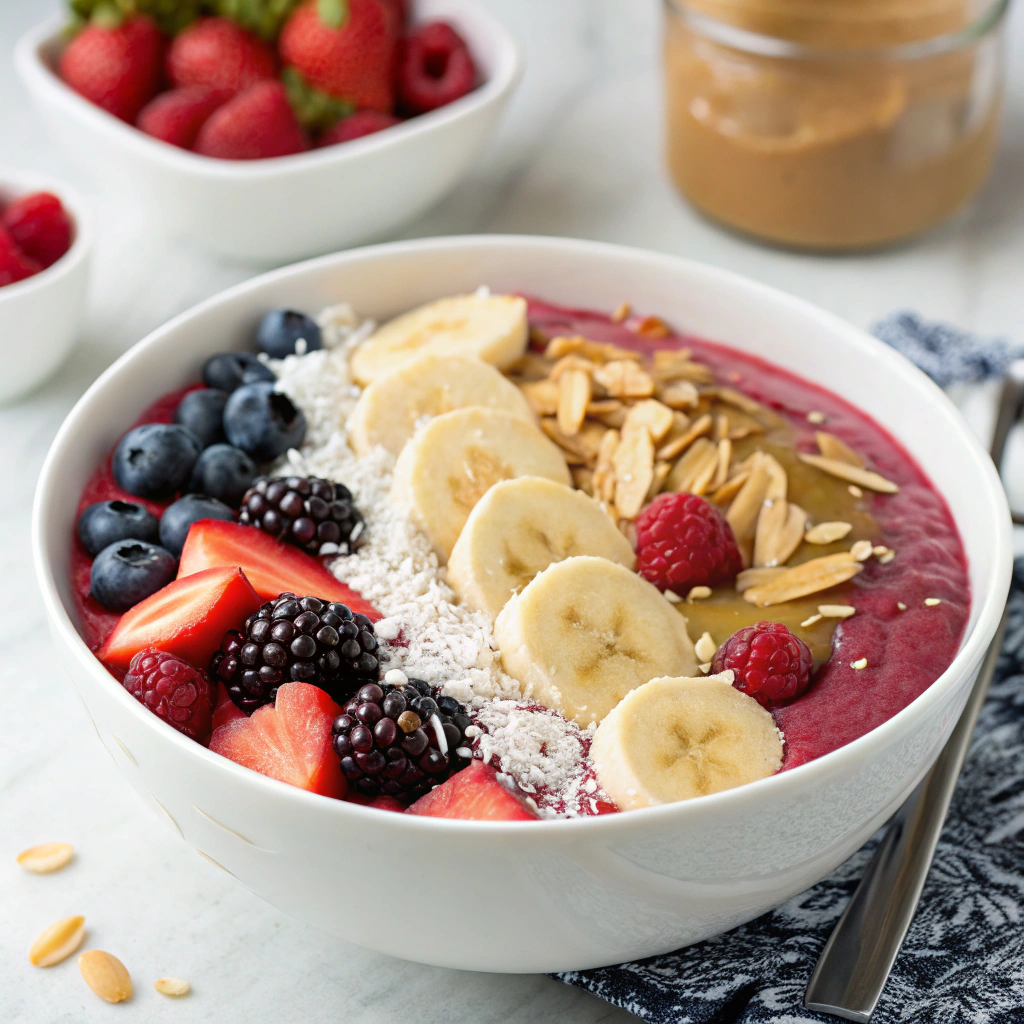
[3,0,1024,1020]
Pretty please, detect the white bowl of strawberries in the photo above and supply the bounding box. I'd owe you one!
[15,0,520,264]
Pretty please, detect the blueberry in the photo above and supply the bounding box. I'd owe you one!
[188,443,258,507]
[159,494,235,557]
[90,540,177,612]
[112,424,203,499]
[174,388,228,448]
[77,500,160,556]
[202,352,276,393]
[256,309,322,359]
[223,383,306,462]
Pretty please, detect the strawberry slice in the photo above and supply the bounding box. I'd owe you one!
[212,682,247,731]
[209,682,345,797]
[406,761,540,821]
[99,566,261,670]
[178,520,378,619]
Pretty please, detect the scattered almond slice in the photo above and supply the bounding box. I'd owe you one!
[726,452,771,547]
[743,552,863,607]
[593,360,655,399]
[801,613,823,628]
[154,977,191,998]
[695,632,718,662]
[698,662,712,674]
[851,658,868,670]
[815,431,864,468]
[879,550,896,564]
[652,349,715,384]
[540,417,587,464]
[79,950,132,1004]
[687,585,712,601]
[29,915,86,967]
[658,380,700,409]
[711,469,750,506]
[711,439,732,490]
[519,379,559,416]
[549,353,597,381]
[849,485,864,498]
[819,604,856,618]
[593,428,619,504]
[664,589,682,603]
[753,499,807,568]
[806,411,826,424]
[646,460,672,502]
[657,412,712,461]
[897,601,907,610]
[713,413,729,443]
[925,598,942,606]
[804,521,853,545]
[705,385,762,415]
[851,539,874,561]
[611,303,631,323]
[17,842,74,874]
[587,398,624,416]
[623,398,675,443]
[736,566,786,593]
[798,453,899,494]
[557,368,591,436]
[613,426,655,519]
[666,437,718,495]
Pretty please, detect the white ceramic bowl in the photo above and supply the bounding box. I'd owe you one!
[14,3,520,265]
[33,236,1011,973]
[0,166,91,403]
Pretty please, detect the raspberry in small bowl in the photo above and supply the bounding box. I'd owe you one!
[0,166,91,402]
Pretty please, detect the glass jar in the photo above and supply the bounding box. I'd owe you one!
[663,0,1009,250]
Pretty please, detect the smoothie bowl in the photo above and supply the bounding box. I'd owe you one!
[32,236,1010,972]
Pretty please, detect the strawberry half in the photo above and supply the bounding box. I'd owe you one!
[99,566,262,670]
[178,519,379,619]
[406,761,540,821]
[210,682,346,797]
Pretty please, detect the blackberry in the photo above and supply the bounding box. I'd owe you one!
[239,475,363,556]
[332,679,474,803]
[211,593,383,713]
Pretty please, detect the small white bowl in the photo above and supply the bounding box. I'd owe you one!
[32,236,1011,973]
[0,166,91,403]
[14,1,520,265]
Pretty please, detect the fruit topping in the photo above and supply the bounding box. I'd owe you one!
[493,555,698,727]
[222,381,306,460]
[209,681,346,796]
[158,495,236,557]
[59,14,164,122]
[136,86,232,149]
[406,760,539,821]
[212,680,246,730]
[711,620,814,707]
[112,423,203,499]
[77,499,159,556]
[122,648,215,745]
[331,678,472,803]
[0,226,42,287]
[1,192,73,269]
[188,443,258,508]
[194,80,308,160]
[634,492,743,594]
[173,388,229,448]
[255,308,322,358]
[90,540,177,612]
[211,592,382,712]
[202,351,276,392]
[166,16,278,93]
[99,565,262,669]
[318,109,400,145]
[590,674,784,809]
[177,519,379,615]
[239,475,362,556]
[398,21,476,116]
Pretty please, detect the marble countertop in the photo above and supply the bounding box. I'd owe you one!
[3,1,1024,1020]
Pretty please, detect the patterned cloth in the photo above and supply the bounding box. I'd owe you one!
[558,320,1024,1023]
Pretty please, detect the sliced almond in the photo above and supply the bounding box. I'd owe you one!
[816,431,864,468]
[710,469,750,505]
[540,417,586,461]
[762,453,788,502]
[744,552,863,608]
[657,412,712,461]
[17,842,74,874]
[557,368,591,436]
[623,399,675,443]
[652,349,715,384]
[591,403,628,429]
[586,398,624,416]
[851,539,874,561]
[713,413,729,443]
[611,303,631,324]
[726,452,771,545]
[798,454,899,494]
[694,632,718,663]
[801,613,823,628]
[593,428,619,504]
[575,421,610,464]
[519,379,559,417]
[154,977,191,998]
[666,437,718,495]
[658,380,700,409]
[805,521,853,545]
[704,385,761,415]
[79,950,132,1004]
[806,410,826,424]
[736,566,786,593]
[819,604,856,618]
[29,915,85,968]
[549,353,597,381]
[753,499,807,568]
[687,585,712,601]
[593,360,655,399]
[613,426,655,519]
[726,410,765,440]
[712,439,732,490]
[646,460,672,501]
[505,351,551,381]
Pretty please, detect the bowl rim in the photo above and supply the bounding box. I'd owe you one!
[0,163,92,301]
[32,234,1013,836]
[13,2,522,181]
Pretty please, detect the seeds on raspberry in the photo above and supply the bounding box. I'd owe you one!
[122,649,215,745]
[712,621,813,707]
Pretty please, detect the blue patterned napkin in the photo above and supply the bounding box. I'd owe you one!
[558,315,1024,1023]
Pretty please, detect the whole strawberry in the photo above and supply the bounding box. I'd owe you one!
[122,647,215,745]
[2,193,73,269]
[318,109,400,145]
[194,80,308,160]
[279,0,395,115]
[59,14,164,122]
[166,17,278,94]
[398,21,476,115]
[712,621,814,707]
[137,86,232,149]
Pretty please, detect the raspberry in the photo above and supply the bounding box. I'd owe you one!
[711,621,813,707]
[0,226,42,287]
[122,648,215,744]
[2,192,73,269]
[398,21,476,115]
[318,110,401,146]
[634,492,742,593]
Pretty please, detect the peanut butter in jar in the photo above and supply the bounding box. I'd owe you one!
[663,0,1008,250]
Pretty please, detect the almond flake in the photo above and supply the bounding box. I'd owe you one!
[687,586,712,601]
[801,613,823,628]
[711,470,750,505]
[635,315,671,339]
[726,410,765,440]
[713,413,729,443]
[753,499,807,568]
[897,601,907,610]
[586,398,624,416]
[658,380,700,409]
[17,842,73,874]
[646,460,672,502]
[652,349,715,385]
[736,566,786,592]
[657,413,712,461]
[540,417,587,463]
[546,335,640,364]
[29,915,85,968]
[613,426,655,519]
[879,550,895,564]
[763,453,788,502]
[507,350,552,380]
[726,452,771,545]
[666,437,718,495]
[804,521,853,545]
[79,950,132,1004]
[593,428,619,504]
[743,552,863,607]
[519,379,559,416]
[623,399,675,443]
[611,303,631,323]
[557,369,591,436]
[712,439,732,490]
[925,598,942,606]
[154,977,190,998]
[851,539,874,561]
[806,411,826,424]
[816,431,864,468]
[593,360,655,399]
[705,386,761,415]
[698,662,712,674]
[549,354,597,380]
[798,453,899,494]
[849,485,864,498]
[872,545,888,556]
[695,632,718,663]
[664,589,682,603]
[851,658,868,670]
[819,604,856,618]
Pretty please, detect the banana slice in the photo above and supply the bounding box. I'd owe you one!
[348,354,535,457]
[493,556,697,727]
[591,674,784,809]
[391,408,571,561]
[351,294,529,385]
[448,477,637,620]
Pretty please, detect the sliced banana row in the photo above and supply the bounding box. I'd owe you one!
[591,674,784,808]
